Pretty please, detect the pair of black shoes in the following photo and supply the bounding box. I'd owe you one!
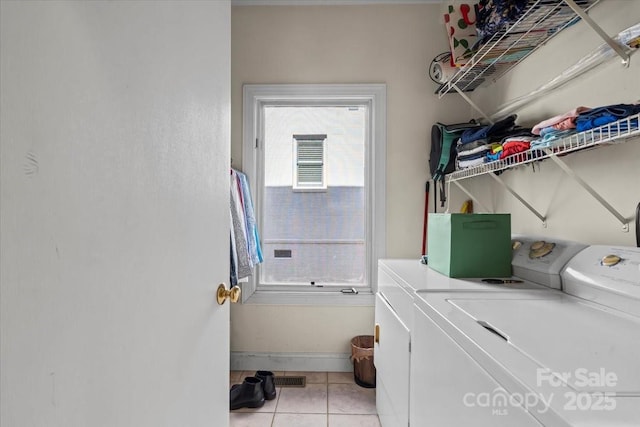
[230,370,276,410]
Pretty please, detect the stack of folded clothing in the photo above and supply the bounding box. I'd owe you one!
[500,135,535,164]
[457,139,492,169]
[575,103,640,133]
[485,143,503,162]
[450,101,638,174]
[457,115,536,170]
[530,128,577,150]
[530,106,590,149]
[531,106,591,135]
[484,130,536,165]
[529,103,640,149]
[456,114,517,170]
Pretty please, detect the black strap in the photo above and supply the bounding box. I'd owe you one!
[433,179,437,213]
[636,202,640,248]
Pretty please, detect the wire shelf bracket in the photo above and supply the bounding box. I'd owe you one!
[563,0,630,66]
[452,84,493,124]
[488,173,547,227]
[450,180,493,214]
[543,148,630,232]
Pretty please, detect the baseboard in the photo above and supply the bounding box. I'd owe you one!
[230,351,352,372]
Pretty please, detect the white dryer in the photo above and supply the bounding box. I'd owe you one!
[411,245,640,426]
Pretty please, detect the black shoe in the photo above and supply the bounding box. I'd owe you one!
[255,370,277,400]
[230,377,265,410]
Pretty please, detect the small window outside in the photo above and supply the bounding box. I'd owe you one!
[293,134,326,191]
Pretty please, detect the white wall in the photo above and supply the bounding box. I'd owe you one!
[231,4,468,359]
[451,0,640,245]
[1,2,231,425]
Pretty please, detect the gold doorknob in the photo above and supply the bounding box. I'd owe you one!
[374,323,380,344]
[217,283,241,305]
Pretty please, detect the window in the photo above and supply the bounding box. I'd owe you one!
[263,107,365,287]
[293,134,326,190]
[242,84,386,305]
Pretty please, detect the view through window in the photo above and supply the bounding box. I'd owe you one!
[261,105,366,287]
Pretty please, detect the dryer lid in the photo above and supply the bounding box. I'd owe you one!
[417,290,640,394]
[415,289,640,425]
[451,295,640,393]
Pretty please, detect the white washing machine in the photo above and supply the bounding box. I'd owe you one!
[375,236,587,427]
[378,235,586,328]
[411,245,640,426]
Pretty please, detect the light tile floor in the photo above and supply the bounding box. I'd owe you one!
[230,371,380,427]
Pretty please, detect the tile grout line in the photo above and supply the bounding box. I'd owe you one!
[326,378,329,427]
[270,381,284,427]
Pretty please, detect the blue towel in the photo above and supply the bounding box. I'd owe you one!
[576,104,640,132]
[593,118,639,134]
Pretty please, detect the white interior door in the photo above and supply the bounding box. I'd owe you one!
[0,2,231,426]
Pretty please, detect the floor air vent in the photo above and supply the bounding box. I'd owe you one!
[274,376,306,387]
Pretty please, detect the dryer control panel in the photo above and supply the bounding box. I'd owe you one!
[561,245,640,315]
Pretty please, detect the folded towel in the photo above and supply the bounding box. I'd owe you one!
[457,143,492,158]
[458,156,487,169]
[532,106,591,135]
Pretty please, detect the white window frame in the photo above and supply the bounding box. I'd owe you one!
[241,84,386,306]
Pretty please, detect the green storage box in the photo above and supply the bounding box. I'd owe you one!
[427,213,512,278]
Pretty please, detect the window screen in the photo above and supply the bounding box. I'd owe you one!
[262,106,365,287]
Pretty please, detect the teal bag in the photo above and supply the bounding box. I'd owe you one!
[429,121,481,207]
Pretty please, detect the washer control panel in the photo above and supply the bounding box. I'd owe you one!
[511,236,588,289]
[528,241,556,259]
[601,254,622,267]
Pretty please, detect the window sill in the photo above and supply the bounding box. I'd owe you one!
[242,290,375,306]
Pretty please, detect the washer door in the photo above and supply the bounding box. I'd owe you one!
[374,293,410,427]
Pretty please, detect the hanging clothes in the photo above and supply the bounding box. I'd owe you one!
[236,171,263,265]
[230,169,263,286]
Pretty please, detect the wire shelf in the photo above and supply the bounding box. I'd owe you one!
[437,0,601,97]
[447,113,640,182]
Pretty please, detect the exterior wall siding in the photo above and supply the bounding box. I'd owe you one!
[262,186,365,284]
